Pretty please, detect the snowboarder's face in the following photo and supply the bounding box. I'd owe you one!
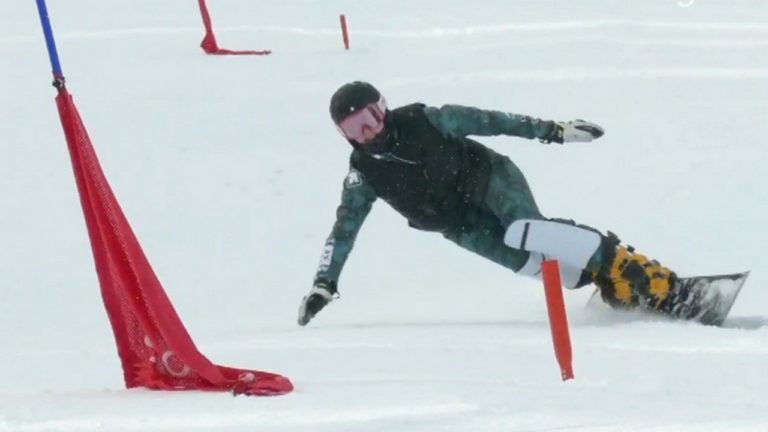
[335,99,387,145]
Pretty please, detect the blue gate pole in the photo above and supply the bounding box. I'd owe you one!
[35,0,66,89]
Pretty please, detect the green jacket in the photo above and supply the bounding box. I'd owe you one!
[314,104,557,289]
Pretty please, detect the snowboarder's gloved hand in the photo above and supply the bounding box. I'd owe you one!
[541,119,604,144]
[297,280,337,326]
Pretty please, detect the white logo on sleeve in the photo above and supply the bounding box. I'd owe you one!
[345,170,363,188]
[317,239,335,273]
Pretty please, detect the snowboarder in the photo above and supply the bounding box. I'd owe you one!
[297,81,682,326]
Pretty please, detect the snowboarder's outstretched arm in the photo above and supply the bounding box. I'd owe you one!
[423,104,604,144]
[298,169,377,326]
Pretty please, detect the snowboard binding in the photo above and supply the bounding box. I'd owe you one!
[593,234,677,312]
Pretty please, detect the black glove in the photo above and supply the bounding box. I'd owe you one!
[297,280,337,326]
[541,119,604,144]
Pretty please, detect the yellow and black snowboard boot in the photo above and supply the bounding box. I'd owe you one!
[592,234,677,312]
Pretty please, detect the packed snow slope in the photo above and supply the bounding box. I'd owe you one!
[1,1,767,431]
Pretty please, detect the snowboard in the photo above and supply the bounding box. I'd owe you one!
[587,271,749,326]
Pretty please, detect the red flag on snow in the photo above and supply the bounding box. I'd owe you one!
[198,0,271,55]
[55,88,292,396]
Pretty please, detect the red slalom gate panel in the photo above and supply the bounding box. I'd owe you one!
[197,0,271,55]
[54,88,292,396]
[542,260,574,381]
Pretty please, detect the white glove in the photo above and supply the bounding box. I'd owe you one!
[543,119,604,144]
[297,281,337,326]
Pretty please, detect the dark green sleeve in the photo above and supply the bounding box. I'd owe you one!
[423,104,556,140]
[313,168,377,288]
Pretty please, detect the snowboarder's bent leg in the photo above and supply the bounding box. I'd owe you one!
[443,211,530,273]
[482,155,542,228]
[478,156,592,288]
[483,155,678,312]
[503,218,678,311]
[443,211,591,289]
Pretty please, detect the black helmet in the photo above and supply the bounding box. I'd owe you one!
[329,81,383,125]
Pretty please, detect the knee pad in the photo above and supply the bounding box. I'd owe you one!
[516,251,592,289]
[504,219,603,274]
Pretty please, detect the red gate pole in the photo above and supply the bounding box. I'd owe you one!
[542,260,574,381]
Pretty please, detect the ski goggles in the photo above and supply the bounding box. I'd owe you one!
[335,98,387,144]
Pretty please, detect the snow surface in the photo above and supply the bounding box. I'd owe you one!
[2,0,768,430]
